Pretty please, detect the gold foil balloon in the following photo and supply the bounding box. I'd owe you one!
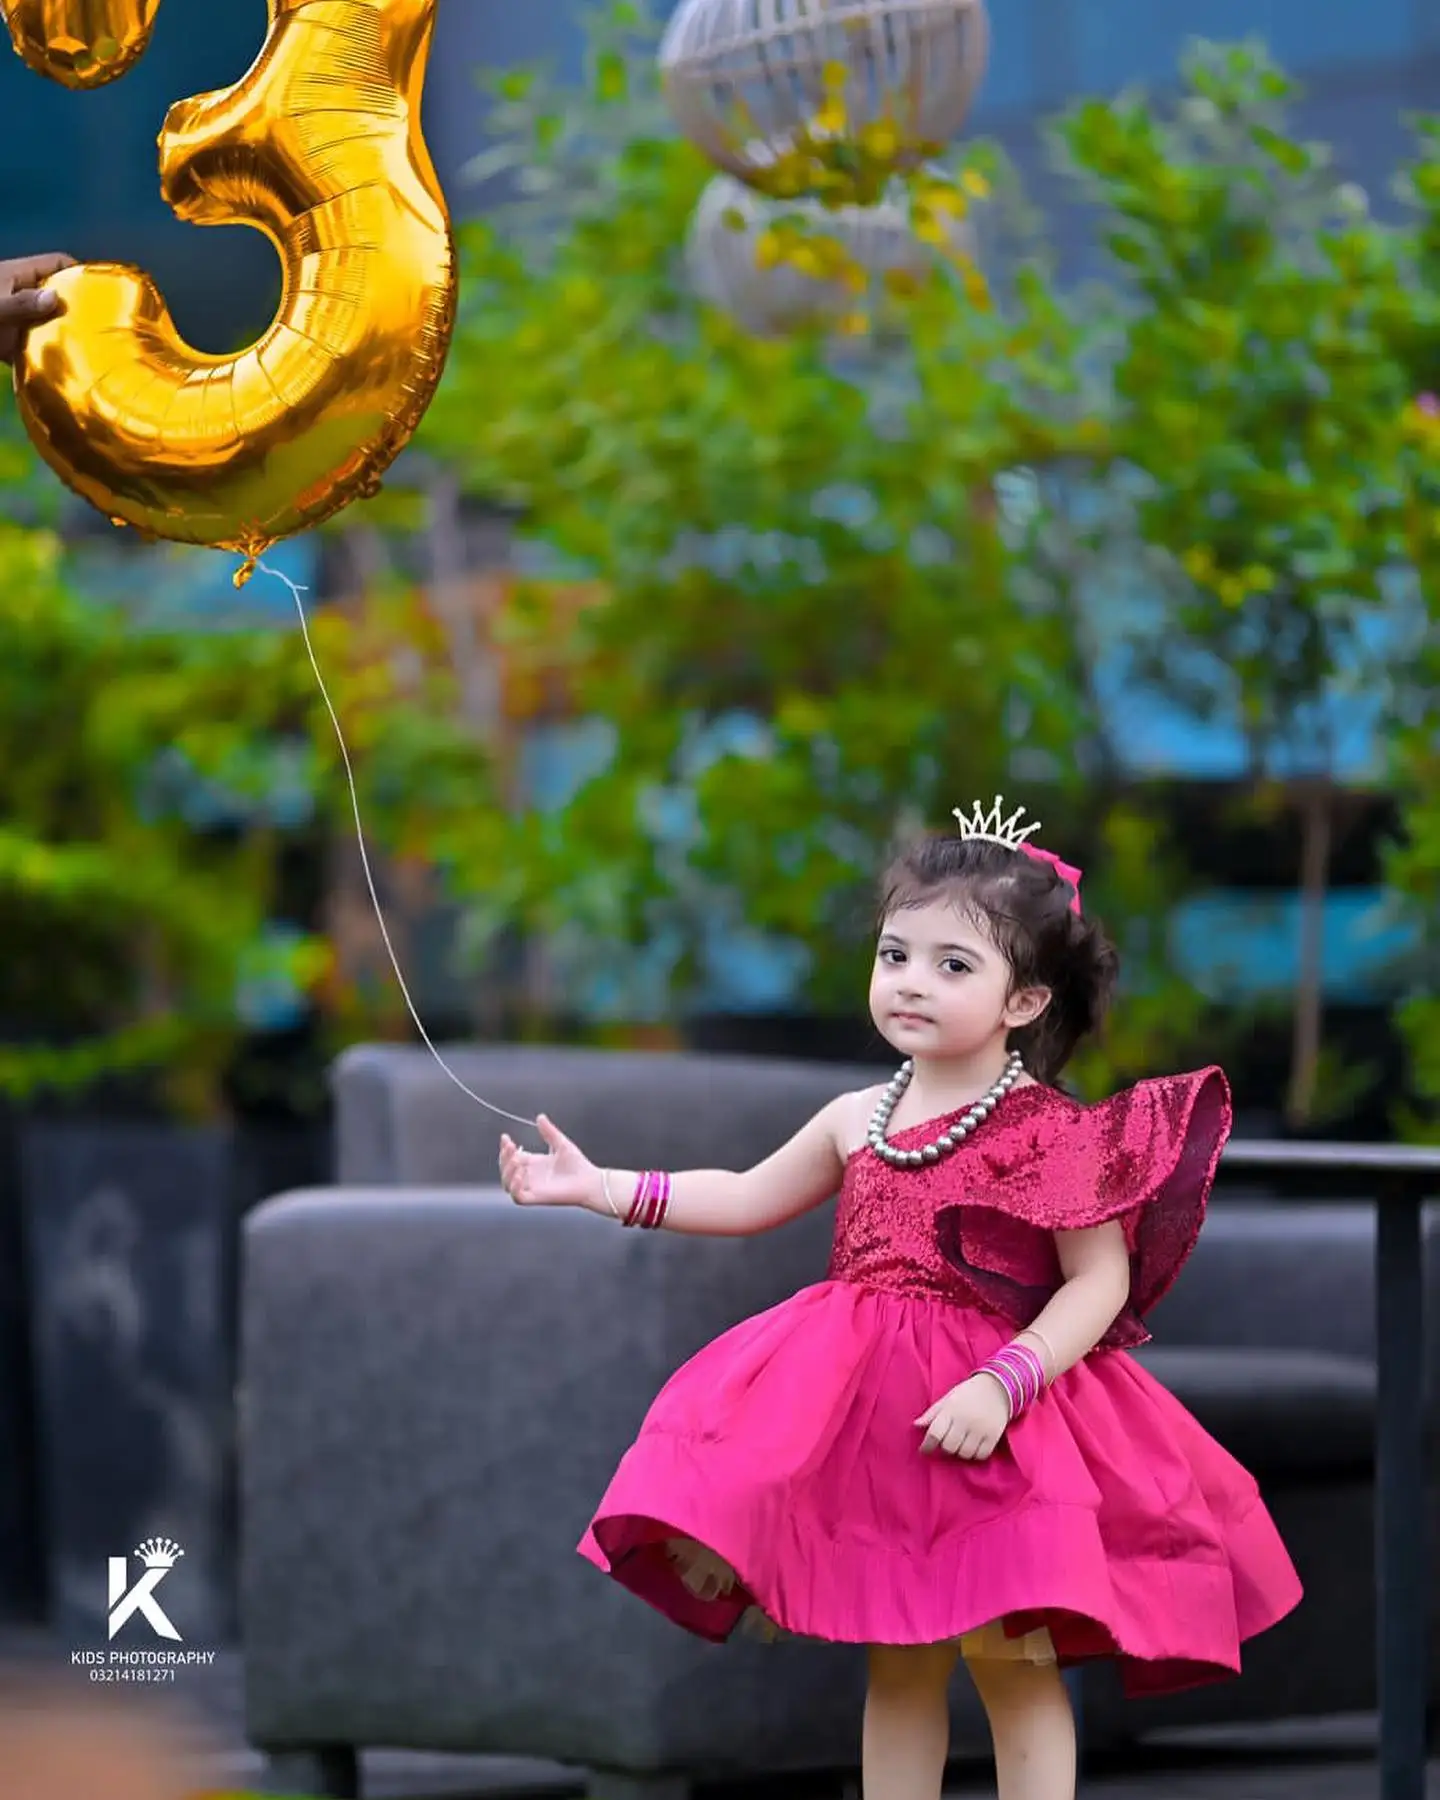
[11,0,457,583]
[1,0,161,88]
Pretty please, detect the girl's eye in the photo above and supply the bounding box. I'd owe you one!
[943,959,971,975]
[880,947,904,964]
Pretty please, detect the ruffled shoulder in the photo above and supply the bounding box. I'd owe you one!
[934,1067,1232,1349]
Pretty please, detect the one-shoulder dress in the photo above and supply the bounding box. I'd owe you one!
[578,1067,1303,1696]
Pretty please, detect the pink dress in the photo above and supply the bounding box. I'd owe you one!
[578,1067,1303,1696]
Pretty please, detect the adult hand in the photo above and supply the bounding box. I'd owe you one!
[915,1372,1011,1460]
[0,253,75,364]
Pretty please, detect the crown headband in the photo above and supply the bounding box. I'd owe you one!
[952,796,1043,851]
[952,794,1084,916]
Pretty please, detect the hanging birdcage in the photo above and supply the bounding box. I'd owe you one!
[660,0,989,202]
[687,171,971,335]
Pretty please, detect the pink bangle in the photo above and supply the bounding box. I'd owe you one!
[623,1171,651,1228]
[981,1358,1024,1417]
[625,1171,671,1230]
[992,1345,1043,1409]
[1002,1343,1046,1410]
[977,1340,1048,1421]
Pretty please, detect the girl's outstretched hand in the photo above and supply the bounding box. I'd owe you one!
[915,1373,1011,1461]
[498,1113,603,1213]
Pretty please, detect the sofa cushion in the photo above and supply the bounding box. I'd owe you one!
[1131,1345,1374,1478]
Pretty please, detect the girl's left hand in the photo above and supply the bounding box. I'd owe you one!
[915,1373,1011,1460]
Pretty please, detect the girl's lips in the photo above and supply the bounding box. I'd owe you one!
[891,1012,931,1025]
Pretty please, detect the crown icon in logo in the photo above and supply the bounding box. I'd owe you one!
[134,1537,184,1571]
[952,795,1044,852]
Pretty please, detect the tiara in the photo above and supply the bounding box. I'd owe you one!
[952,795,1044,852]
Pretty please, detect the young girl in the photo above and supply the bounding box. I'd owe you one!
[498,799,1303,1800]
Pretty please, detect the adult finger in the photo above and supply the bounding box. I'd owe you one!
[0,287,59,323]
[4,252,75,287]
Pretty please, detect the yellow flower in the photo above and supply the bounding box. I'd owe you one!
[838,310,870,336]
[916,177,965,216]
[859,118,900,161]
[754,228,784,270]
[787,242,829,279]
[961,169,991,198]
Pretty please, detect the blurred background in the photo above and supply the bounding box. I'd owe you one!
[0,0,1437,1777]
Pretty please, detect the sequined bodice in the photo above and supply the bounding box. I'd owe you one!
[825,1085,1058,1305]
[820,1067,1232,1349]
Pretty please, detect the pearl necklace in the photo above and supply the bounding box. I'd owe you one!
[866,1051,1025,1168]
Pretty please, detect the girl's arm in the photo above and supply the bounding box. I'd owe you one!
[917,1218,1133,1457]
[498,1095,855,1237]
[1014,1220,1132,1379]
[599,1094,850,1236]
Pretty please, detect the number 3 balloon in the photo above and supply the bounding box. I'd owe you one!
[3,0,457,582]
[3,0,161,86]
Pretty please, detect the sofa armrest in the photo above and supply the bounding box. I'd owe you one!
[239,1185,879,1775]
[1148,1202,1440,1369]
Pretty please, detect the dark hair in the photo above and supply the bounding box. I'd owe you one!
[876,830,1120,1082]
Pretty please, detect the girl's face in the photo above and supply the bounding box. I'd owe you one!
[869,892,1050,1065]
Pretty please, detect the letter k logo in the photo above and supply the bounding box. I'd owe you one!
[108,1556,182,1641]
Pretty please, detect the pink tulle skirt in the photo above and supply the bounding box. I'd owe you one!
[578,1280,1302,1697]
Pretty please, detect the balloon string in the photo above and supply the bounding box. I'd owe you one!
[252,557,541,1136]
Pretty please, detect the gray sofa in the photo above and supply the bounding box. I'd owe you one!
[238,1044,1440,1798]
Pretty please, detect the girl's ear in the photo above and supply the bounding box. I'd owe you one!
[1005,985,1051,1029]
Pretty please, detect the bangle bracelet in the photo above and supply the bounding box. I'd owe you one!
[601,1168,621,1220]
[981,1360,1023,1419]
[623,1170,672,1229]
[976,1340,1048,1422]
[625,1171,656,1229]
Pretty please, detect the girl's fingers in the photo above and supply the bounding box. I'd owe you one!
[536,1113,563,1146]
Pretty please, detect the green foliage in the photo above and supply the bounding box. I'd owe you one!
[1057,40,1437,1125]
[412,2,1216,1091]
[1059,42,1415,719]
[1377,123,1440,1135]
[0,511,493,1117]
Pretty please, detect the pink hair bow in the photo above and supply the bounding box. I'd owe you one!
[1019,843,1084,916]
